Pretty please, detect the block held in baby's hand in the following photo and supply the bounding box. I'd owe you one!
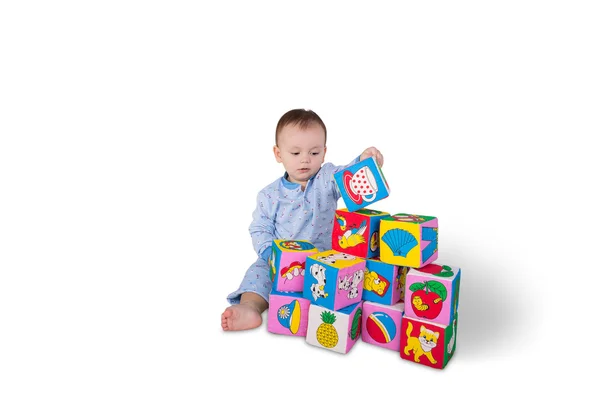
[334,156,390,212]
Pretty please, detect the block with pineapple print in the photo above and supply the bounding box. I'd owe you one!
[361,301,405,351]
[333,156,390,212]
[269,239,318,292]
[267,290,311,337]
[302,250,366,311]
[404,263,461,326]
[363,257,408,305]
[400,314,458,370]
[379,213,438,268]
[306,302,363,354]
[332,208,390,259]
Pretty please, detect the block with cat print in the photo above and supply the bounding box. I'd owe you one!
[400,314,458,369]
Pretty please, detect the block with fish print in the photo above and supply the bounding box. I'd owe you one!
[363,258,408,305]
[269,239,318,292]
[361,301,405,351]
[332,208,390,259]
[305,302,363,354]
[267,290,311,337]
[379,213,438,268]
[404,263,461,326]
[400,314,458,370]
[333,156,390,212]
[302,249,366,311]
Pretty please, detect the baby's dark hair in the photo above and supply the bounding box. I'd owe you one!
[275,109,327,146]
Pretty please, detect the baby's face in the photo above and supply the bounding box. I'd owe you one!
[274,123,326,188]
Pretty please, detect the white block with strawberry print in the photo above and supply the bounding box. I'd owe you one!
[404,263,461,326]
[305,302,363,354]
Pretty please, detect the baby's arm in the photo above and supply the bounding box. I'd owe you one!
[249,190,277,261]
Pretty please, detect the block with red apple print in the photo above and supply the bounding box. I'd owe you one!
[379,213,438,268]
[400,314,458,369]
[332,208,390,259]
[269,239,318,293]
[362,257,408,305]
[404,263,461,326]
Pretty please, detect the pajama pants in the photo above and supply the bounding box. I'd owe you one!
[226,257,272,305]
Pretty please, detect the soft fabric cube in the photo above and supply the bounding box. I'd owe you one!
[400,314,458,369]
[303,250,366,311]
[361,301,405,351]
[363,257,408,305]
[269,239,318,292]
[333,156,390,212]
[332,208,390,258]
[267,290,311,337]
[306,302,363,354]
[404,263,461,326]
[379,213,438,268]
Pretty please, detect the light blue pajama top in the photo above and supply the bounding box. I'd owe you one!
[226,157,359,304]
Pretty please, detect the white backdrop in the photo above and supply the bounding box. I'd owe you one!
[1,1,598,399]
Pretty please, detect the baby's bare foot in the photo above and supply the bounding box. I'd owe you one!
[221,303,263,331]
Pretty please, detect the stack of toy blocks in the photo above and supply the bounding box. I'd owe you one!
[267,239,318,337]
[377,212,460,369]
[264,156,462,369]
[401,262,461,369]
[332,158,409,353]
[333,159,461,369]
[303,249,366,354]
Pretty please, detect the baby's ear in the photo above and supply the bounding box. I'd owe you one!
[273,145,282,163]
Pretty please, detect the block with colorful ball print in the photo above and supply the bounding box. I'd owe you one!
[305,302,363,354]
[267,290,311,337]
[404,263,461,326]
[361,301,405,351]
[333,156,390,212]
[332,208,390,259]
[302,249,366,311]
[363,257,408,305]
[269,239,318,292]
[379,213,439,268]
[400,314,458,370]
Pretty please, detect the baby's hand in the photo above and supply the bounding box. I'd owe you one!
[360,147,384,167]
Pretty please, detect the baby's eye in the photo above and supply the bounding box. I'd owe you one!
[291,152,300,156]
[311,152,320,156]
